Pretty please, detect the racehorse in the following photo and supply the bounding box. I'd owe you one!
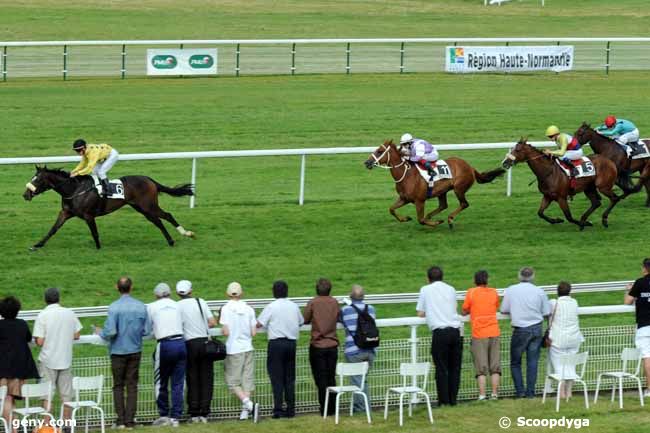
[364,140,505,228]
[23,166,195,250]
[574,122,650,206]
[501,138,621,230]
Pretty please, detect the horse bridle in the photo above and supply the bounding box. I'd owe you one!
[369,144,410,183]
[26,173,94,200]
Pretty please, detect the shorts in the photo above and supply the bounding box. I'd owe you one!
[224,351,255,393]
[39,364,74,402]
[471,337,501,377]
[0,378,25,398]
[635,326,650,359]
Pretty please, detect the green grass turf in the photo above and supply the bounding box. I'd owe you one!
[1,0,649,40]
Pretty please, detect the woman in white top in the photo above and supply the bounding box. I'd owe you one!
[548,281,584,398]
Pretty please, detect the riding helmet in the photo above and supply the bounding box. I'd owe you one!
[400,133,413,144]
[545,125,560,137]
[604,115,617,128]
[72,139,87,150]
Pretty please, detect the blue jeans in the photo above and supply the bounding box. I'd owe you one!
[157,339,187,419]
[344,351,375,412]
[510,323,543,398]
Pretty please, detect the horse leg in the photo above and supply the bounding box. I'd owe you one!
[537,195,563,224]
[389,197,411,223]
[415,200,443,228]
[84,216,101,249]
[446,189,469,230]
[129,204,175,246]
[155,207,195,238]
[557,197,583,229]
[30,210,73,250]
[578,187,601,228]
[425,194,448,220]
[598,186,621,228]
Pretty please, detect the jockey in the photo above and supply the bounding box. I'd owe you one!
[399,133,439,178]
[70,139,120,198]
[543,125,583,177]
[595,116,640,154]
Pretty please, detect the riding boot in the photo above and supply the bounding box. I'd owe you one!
[100,178,110,199]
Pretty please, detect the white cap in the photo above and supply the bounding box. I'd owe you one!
[400,133,413,144]
[153,282,171,297]
[226,281,242,297]
[176,280,192,295]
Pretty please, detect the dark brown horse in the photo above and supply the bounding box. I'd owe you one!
[501,138,621,230]
[23,166,195,250]
[574,122,650,206]
[364,140,505,228]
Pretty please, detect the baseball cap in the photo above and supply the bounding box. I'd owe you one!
[226,281,242,296]
[176,280,192,295]
[153,282,171,297]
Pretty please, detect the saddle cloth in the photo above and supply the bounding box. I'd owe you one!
[91,175,125,199]
[629,139,650,160]
[555,157,595,178]
[414,160,453,184]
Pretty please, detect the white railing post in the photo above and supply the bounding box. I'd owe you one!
[410,325,420,402]
[190,157,197,208]
[299,154,306,205]
[506,167,512,196]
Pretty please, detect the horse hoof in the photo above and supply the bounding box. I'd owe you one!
[168,241,175,247]
[400,217,412,223]
[186,231,195,238]
[583,221,593,227]
[29,245,42,252]
[602,220,609,228]
[448,221,454,230]
[552,219,564,224]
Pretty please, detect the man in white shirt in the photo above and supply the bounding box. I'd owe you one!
[416,266,462,406]
[220,282,258,422]
[33,287,82,419]
[176,280,216,423]
[148,283,186,427]
[500,267,551,398]
[257,280,304,419]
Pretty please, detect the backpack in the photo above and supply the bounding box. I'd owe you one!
[346,304,380,349]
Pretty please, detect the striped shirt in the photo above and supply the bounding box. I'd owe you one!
[340,301,376,356]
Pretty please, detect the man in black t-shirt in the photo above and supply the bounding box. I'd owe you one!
[624,257,650,397]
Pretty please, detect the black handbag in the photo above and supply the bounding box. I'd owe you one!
[196,298,227,361]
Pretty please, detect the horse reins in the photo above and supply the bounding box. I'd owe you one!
[369,145,410,183]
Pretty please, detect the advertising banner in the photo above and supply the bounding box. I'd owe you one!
[146,49,217,76]
[446,45,573,73]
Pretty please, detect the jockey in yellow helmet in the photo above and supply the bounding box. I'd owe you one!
[543,125,583,177]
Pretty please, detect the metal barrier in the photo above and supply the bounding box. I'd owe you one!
[1,37,649,81]
[0,141,554,208]
[24,306,638,429]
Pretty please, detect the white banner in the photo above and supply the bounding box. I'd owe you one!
[445,45,573,73]
[146,49,217,76]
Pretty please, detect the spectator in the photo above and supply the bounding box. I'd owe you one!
[95,277,150,429]
[220,282,258,422]
[303,278,340,416]
[176,280,217,423]
[257,280,304,419]
[461,270,501,400]
[500,267,551,398]
[547,281,584,399]
[32,288,82,421]
[340,284,377,412]
[416,266,462,406]
[148,283,186,428]
[624,258,650,398]
[0,296,39,432]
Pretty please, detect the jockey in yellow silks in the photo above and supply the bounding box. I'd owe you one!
[70,139,119,197]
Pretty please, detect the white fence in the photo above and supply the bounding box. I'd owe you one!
[0,141,554,207]
[1,37,649,80]
[19,305,638,428]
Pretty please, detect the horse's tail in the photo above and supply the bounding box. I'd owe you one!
[151,179,195,197]
[473,167,506,184]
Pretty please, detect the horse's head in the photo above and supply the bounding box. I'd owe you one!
[574,121,593,145]
[502,137,532,169]
[365,140,397,169]
[23,166,67,201]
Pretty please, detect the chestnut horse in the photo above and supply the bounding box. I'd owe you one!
[364,140,505,228]
[501,138,621,230]
[574,122,650,206]
[23,166,195,250]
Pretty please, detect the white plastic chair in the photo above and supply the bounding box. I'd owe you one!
[383,362,433,427]
[542,351,589,412]
[594,348,644,409]
[60,376,105,433]
[0,385,9,433]
[13,382,54,433]
[323,362,371,424]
